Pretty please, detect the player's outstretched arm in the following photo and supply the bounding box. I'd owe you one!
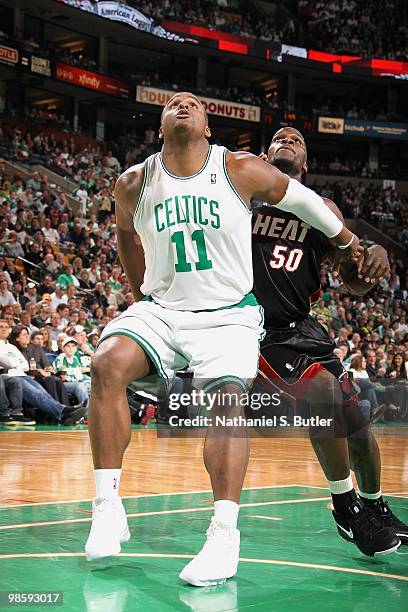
[226,151,363,260]
[114,165,146,302]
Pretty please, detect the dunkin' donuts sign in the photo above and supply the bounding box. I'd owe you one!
[136,86,261,123]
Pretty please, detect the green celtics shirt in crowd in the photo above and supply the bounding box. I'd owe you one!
[75,349,92,368]
[53,353,85,382]
[133,144,253,311]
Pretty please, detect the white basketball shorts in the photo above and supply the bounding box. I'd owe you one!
[98,294,265,394]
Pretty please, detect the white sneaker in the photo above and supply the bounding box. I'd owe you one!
[85,496,131,561]
[179,581,238,610]
[179,518,240,587]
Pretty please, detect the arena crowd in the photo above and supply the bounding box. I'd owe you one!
[140,0,408,61]
[0,111,406,426]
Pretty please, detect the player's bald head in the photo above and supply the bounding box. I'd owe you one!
[268,126,308,178]
[161,92,208,125]
[272,127,306,154]
[159,91,211,141]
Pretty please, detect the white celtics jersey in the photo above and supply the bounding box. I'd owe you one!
[134,144,253,310]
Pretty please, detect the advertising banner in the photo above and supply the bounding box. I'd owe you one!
[21,53,52,76]
[277,44,307,63]
[136,86,261,122]
[56,0,195,43]
[344,119,408,140]
[0,44,19,66]
[95,1,153,31]
[318,117,345,135]
[30,54,52,76]
[56,63,129,98]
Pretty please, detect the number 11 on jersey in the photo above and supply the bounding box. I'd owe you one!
[171,229,213,272]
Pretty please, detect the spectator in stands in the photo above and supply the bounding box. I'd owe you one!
[365,349,386,379]
[56,304,70,327]
[42,218,60,244]
[87,330,99,352]
[385,353,408,420]
[9,324,71,406]
[43,253,60,275]
[31,329,55,361]
[57,264,79,289]
[0,319,84,424]
[25,172,41,191]
[50,284,67,310]
[20,282,38,309]
[93,282,108,309]
[0,373,35,425]
[1,231,25,258]
[32,302,51,329]
[53,337,90,410]
[103,150,121,173]
[73,325,93,370]
[386,353,408,380]
[78,308,91,333]
[19,310,38,335]
[37,275,54,298]
[0,279,16,307]
[348,354,382,419]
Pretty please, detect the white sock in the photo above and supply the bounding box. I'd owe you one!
[213,500,239,527]
[359,489,382,500]
[94,469,121,499]
[327,474,354,495]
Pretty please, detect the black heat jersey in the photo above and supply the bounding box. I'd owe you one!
[252,204,330,327]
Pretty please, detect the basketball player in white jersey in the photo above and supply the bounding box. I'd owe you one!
[85,92,362,586]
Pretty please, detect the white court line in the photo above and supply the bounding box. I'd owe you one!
[0,484,296,509]
[292,484,408,499]
[250,515,283,521]
[386,492,408,497]
[0,552,406,583]
[0,497,331,530]
[2,483,407,509]
[0,449,92,454]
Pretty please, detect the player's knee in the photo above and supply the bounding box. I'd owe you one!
[91,349,125,387]
[92,336,150,387]
[307,370,343,425]
[309,370,341,404]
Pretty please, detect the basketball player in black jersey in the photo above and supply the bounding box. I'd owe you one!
[252,127,408,556]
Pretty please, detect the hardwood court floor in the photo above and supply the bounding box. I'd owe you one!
[0,425,407,611]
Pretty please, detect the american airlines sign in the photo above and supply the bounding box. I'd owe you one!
[56,0,196,43]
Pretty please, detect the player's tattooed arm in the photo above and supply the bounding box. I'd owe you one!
[324,198,390,294]
[114,164,146,301]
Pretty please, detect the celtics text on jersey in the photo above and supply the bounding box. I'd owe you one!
[133,145,253,311]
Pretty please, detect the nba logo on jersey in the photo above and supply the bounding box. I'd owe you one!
[211,173,216,183]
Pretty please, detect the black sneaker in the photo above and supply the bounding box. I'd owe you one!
[332,498,401,556]
[362,499,408,546]
[60,405,86,425]
[12,415,36,426]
